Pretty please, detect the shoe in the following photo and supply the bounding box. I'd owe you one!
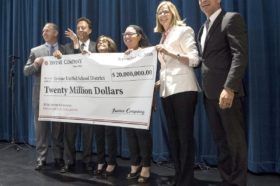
[103,164,117,177]
[54,158,64,168]
[138,175,150,183]
[60,163,75,173]
[126,166,141,179]
[35,161,46,171]
[93,163,106,176]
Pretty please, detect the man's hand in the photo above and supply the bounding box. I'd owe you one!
[65,28,78,42]
[53,50,63,59]
[219,88,235,109]
[34,57,44,67]
[65,28,79,49]
[81,50,91,55]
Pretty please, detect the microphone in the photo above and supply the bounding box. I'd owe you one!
[9,55,20,59]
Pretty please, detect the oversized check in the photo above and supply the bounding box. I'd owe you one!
[38,46,157,129]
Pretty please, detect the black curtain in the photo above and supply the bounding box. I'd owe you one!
[0,0,279,173]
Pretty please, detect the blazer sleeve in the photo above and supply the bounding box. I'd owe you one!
[23,49,40,76]
[179,26,200,67]
[224,13,248,92]
[63,43,76,54]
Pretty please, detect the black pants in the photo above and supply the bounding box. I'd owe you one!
[95,125,117,165]
[51,122,64,160]
[204,96,247,186]
[126,128,152,167]
[63,123,93,164]
[162,91,197,186]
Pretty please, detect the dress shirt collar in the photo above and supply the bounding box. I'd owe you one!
[208,8,222,29]
[45,42,58,50]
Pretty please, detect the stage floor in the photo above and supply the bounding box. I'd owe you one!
[0,142,279,186]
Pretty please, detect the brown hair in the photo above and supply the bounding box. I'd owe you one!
[96,35,117,52]
[76,17,92,29]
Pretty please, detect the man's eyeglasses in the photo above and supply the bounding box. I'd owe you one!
[157,10,170,16]
[122,32,138,37]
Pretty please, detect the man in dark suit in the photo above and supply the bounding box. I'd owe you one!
[197,0,248,185]
[24,23,65,171]
[59,17,96,173]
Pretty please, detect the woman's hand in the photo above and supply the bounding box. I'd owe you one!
[156,44,189,65]
[124,49,134,55]
[156,44,169,55]
[154,80,160,91]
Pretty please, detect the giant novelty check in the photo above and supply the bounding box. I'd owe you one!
[38,47,157,129]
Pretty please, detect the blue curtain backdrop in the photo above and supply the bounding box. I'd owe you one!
[0,0,279,173]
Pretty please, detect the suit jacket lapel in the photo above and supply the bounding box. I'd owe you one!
[43,45,49,56]
[203,11,225,55]
[58,44,66,54]
[88,41,96,53]
[197,26,204,55]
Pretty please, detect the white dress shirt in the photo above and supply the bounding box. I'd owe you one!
[45,42,58,55]
[200,8,222,51]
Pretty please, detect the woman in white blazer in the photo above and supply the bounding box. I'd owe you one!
[155,1,200,186]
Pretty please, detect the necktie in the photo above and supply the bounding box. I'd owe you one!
[201,19,211,51]
[50,45,55,56]
[80,43,85,52]
[205,19,210,34]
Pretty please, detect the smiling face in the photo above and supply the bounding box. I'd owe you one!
[157,4,172,31]
[123,26,141,50]
[76,20,92,42]
[198,0,221,17]
[97,39,109,53]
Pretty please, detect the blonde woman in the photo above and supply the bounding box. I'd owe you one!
[155,1,200,186]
